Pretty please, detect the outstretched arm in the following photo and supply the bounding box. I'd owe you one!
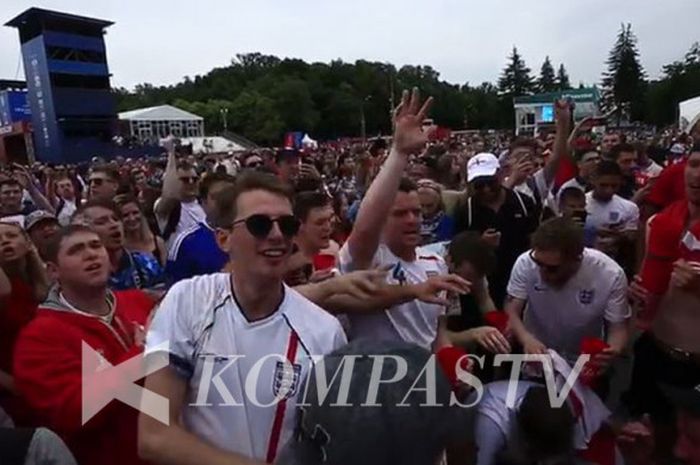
[542,99,573,185]
[346,88,433,270]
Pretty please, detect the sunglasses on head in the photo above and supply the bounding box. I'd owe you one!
[529,250,564,273]
[179,176,198,184]
[471,176,499,191]
[232,214,300,239]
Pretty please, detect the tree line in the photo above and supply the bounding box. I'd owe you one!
[114,25,700,145]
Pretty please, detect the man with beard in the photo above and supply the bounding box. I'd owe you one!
[505,217,630,369]
[13,225,155,465]
[74,200,165,292]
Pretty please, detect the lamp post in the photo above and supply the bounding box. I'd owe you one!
[360,95,371,141]
[220,108,229,133]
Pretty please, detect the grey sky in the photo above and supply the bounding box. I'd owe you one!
[1,0,699,90]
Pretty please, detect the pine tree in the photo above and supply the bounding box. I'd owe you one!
[600,23,647,121]
[498,47,534,96]
[537,56,557,93]
[556,64,572,90]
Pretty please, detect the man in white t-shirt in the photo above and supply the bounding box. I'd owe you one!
[339,88,469,349]
[140,172,346,465]
[154,143,206,251]
[505,217,631,368]
[584,160,639,256]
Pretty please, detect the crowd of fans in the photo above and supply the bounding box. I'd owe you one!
[0,88,699,465]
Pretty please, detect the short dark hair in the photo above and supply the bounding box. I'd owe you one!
[199,172,236,200]
[609,143,637,160]
[517,385,575,459]
[294,191,331,222]
[0,179,21,191]
[558,186,586,206]
[90,165,119,181]
[447,231,496,276]
[510,136,538,153]
[210,171,292,228]
[43,224,97,264]
[275,149,300,165]
[398,177,418,194]
[531,217,584,260]
[593,160,623,178]
[176,161,195,172]
[75,198,120,220]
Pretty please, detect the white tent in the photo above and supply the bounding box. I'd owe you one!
[679,96,700,133]
[119,105,202,122]
[118,105,204,139]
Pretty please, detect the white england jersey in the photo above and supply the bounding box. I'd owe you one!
[339,243,448,349]
[146,273,347,462]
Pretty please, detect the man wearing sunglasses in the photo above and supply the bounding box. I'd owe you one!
[453,152,537,308]
[87,166,120,202]
[505,217,630,371]
[140,172,346,465]
[165,172,236,284]
[339,88,470,350]
[154,142,206,250]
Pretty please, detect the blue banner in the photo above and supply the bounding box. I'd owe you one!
[22,35,62,163]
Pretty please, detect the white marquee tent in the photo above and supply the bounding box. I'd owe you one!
[679,96,700,133]
[119,105,204,140]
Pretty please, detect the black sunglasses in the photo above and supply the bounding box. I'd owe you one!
[245,161,263,169]
[529,250,563,273]
[179,176,198,184]
[232,214,300,239]
[471,177,499,191]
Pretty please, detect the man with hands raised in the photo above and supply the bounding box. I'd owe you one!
[339,88,470,349]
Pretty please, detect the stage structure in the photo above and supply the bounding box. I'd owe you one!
[6,8,117,163]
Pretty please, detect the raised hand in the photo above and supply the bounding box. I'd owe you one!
[554,99,572,129]
[412,274,471,306]
[392,88,434,156]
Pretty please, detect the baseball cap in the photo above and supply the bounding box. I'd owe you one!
[669,143,686,155]
[467,153,500,183]
[661,383,700,416]
[276,339,464,465]
[25,210,58,232]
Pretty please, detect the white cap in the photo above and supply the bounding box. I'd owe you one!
[670,143,686,155]
[467,153,500,182]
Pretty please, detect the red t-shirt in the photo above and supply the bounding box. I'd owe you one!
[639,200,700,294]
[0,278,38,373]
[646,159,687,209]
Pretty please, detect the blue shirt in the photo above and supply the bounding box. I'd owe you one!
[166,222,228,284]
[109,249,165,291]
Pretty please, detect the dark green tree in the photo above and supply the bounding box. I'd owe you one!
[645,42,700,127]
[537,56,557,93]
[498,47,534,96]
[556,64,572,90]
[600,23,647,122]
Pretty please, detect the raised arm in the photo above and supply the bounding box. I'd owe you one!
[154,143,181,218]
[14,164,55,214]
[346,88,433,270]
[542,99,573,185]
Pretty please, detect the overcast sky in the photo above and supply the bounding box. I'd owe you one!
[2,0,699,90]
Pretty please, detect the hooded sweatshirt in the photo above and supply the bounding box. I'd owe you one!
[13,286,154,465]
